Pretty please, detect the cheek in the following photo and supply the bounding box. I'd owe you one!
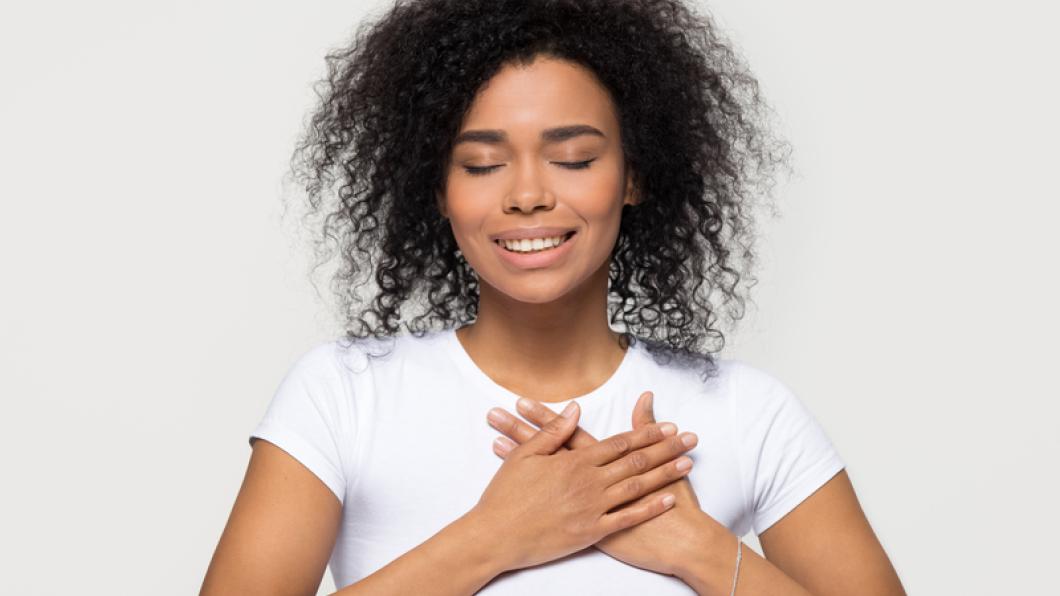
[573,178,626,228]
[443,182,492,257]
[444,179,482,228]
[569,159,627,214]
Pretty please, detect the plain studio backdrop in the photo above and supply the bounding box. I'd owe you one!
[1,0,1056,593]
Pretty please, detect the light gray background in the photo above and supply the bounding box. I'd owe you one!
[2,1,1056,594]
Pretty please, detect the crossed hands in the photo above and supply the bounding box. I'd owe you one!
[468,391,724,578]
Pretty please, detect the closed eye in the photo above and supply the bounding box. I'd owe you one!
[463,159,597,177]
[557,159,595,171]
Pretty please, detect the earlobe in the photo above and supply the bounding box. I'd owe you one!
[435,190,448,218]
[623,171,639,207]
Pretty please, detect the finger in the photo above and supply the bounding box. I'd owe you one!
[515,398,599,449]
[631,391,655,430]
[492,435,518,459]
[517,399,581,456]
[599,491,676,536]
[602,451,693,511]
[599,430,698,486]
[579,421,678,466]
[487,407,542,445]
[603,481,669,514]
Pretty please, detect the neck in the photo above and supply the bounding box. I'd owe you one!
[455,262,628,403]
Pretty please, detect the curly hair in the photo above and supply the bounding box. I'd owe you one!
[287,0,789,378]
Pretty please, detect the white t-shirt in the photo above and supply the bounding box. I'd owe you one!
[249,328,844,594]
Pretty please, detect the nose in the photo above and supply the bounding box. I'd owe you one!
[502,161,555,214]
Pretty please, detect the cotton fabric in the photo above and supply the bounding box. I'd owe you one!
[249,328,845,593]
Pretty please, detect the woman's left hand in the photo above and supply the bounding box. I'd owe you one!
[487,392,734,579]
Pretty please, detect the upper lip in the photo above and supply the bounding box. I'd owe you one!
[490,227,576,241]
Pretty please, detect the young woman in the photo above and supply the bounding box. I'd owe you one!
[202,0,906,594]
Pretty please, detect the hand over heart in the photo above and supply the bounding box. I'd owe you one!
[488,391,717,577]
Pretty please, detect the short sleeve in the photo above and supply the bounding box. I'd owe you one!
[249,341,352,505]
[731,362,846,535]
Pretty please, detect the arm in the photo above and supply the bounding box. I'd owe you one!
[201,439,511,596]
[332,512,507,595]
[674,470,906,596]
[200,439,343,596]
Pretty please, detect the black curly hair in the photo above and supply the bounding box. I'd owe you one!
[287,0,788,378]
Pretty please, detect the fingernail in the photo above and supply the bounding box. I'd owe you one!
[561,401,577,418]
[645,392,654,411]
[487,408,506,424]
[681,433,697,447]
[659,422,677,436]
[661,494,675,507]
[676,457,692,472]
[517,397,533,411]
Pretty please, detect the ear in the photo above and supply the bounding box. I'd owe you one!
[435,189,448,219]
[622,168,639,207]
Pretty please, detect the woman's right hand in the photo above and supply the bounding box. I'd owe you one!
[466,399,693,572]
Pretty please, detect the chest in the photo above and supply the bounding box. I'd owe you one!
[339,381,750,556]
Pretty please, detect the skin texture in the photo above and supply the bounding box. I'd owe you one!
[489,391,718,578]
[439,55,637,404]
[200,439,342,595]
[468,402,693,571]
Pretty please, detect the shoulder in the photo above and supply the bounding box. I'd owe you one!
[714,358,808,417]
[718,359,837,460]
[622,339,798,398]
[703,356,835,453]
[285,330,451,383]
[627,343,769,402]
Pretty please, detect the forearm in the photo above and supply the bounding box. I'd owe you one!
[677,535,814,596]
[668,511,813,596]
[332,511,509,596]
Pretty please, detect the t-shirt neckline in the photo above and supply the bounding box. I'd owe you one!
[442,326,639,409]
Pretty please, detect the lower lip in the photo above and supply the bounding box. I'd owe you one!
[492,233,577,270]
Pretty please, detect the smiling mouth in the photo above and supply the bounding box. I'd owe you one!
[494,231,576,253]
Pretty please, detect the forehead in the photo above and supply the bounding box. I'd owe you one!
[457,56,620,138]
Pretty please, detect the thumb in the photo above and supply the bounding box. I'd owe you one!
[521,400,581,456]
[632,391,655,430]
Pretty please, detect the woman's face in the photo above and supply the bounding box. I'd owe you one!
[439,55,636,305]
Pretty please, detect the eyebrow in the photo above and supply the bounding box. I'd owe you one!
[452,124,605,146]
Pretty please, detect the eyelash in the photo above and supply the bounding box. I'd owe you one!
[463,159,596,177]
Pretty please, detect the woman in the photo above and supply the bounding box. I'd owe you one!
[202,0,906,594]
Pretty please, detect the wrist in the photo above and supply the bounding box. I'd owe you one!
[672,512,740,595]
[454,506,521,577]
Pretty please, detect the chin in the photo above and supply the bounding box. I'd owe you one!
[499,284,572,305]
[481,275,577,305]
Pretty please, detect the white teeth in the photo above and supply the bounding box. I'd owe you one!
[498,234,569,253]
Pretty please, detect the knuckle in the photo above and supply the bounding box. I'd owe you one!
[609,435,632,456]
[628,451,649,473]
[523,407,543,424]
[644,425,663,443]
[624,477,642,496]
[671,436,687,452]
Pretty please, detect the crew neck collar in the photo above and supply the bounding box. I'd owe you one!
[441,326,639,409]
